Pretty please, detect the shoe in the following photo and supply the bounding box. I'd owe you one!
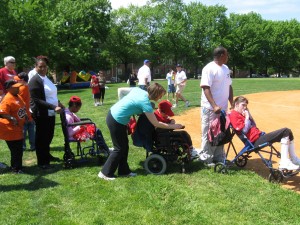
[95,103,98,106]
[172,104,177,108]
[291,158,300,166]
[119,172,137,177]
[0,162,8,169]
[185,100,190,107]
[49,155,61,162]
[190,148,200,159]
[98,171,116,181]
[279,159,299,170]
[198,151,210,161]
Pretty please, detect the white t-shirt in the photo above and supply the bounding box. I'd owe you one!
[39,75,58,116]
[166,72,174,85]
[175,70,187,86]
[200,61,232,110]
[137,65,151,85]
[28,68,37,82]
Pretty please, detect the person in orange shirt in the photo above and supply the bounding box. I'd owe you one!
[0,80,29,173]
[15,72,35,151]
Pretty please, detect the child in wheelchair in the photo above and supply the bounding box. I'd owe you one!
[229,96,300,171]
[65,96,111,155]
[154,100,199,158]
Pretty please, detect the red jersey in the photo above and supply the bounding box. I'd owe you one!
[90,77,100,94]
[154,110,172,123]
[0,92,27,140]
[229,110,261,143]
[0,67,17,94]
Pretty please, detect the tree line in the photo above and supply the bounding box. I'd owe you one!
[1,0,299,78]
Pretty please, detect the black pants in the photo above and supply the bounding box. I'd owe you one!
[99,88,105,102]
[6,139,23,171]
[101,111,131,177]
[254,127,293,147]
[95,128,109,151]
[35,116,55,166]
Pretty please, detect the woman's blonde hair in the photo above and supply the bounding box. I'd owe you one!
[147,83,166,100]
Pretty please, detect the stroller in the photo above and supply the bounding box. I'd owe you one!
[214,120,300,183]
[132,113,196,175]
[60,108,109,168]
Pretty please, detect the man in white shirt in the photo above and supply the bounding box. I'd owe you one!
[173,64,189,108]
[199,46,233,165]
[137,59,151,91]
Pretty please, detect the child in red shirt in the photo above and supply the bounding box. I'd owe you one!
[90,75,100,106]
[154,100,199,158]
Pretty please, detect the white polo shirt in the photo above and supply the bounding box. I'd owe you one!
[137,65,151,85]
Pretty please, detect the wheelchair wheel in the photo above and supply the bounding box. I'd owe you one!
[63,152,75,169]
[235,155,248,167]
[214,162,227,174]
[268,169,283,183]
[144,154,167,175]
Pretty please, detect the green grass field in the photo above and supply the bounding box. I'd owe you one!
[1,78,300,225]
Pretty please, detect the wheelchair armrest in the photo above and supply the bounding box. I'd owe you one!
[80,118,92,121]
[67,121,96,127]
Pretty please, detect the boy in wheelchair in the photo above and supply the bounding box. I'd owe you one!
[64,96,110,155]
[154,100,199,158]
[229,96,300,171]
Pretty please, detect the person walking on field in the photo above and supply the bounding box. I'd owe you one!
[198,46,233,165]
[173,64,189,108]
[90,75,101,106]
[137,59,151,91]
[97,70,106,105]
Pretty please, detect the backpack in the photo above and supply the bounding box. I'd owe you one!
[208,111,232,146]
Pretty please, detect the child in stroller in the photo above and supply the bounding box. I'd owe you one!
[229,96,300,171]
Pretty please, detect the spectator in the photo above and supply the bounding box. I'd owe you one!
[199,46,233,165]
[29,56,63,169]
[128,70,138,87]
[166,69,175,100]
[0,56,17,102]
[14,72,35,151]
[173,64,189,108]
[229,96,299,170]
[97,70,106,105]
[137,59,151,91]
[0,80,29,173]
[98,83,183,181]
[90,75,100,106]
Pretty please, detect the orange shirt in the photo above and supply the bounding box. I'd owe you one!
[14,76,32,121]
[0,92,27,140]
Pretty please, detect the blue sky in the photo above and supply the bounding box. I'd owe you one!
[110,0,300,21]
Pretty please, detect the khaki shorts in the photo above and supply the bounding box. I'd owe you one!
[176,84,185,94]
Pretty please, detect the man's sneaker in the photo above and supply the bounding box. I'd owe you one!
[190,148,200,159]
[172,104,177,108]
[95,103,98,106]
[0,162,8,169]
[98,171,116,181]
[185,100,190,107]
[279,160,300,170]
[12,169,24,174]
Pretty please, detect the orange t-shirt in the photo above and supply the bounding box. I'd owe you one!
[0,92,27,141]
[14,76,32,121]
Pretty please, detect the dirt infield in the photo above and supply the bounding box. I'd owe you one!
[173,90,300,193]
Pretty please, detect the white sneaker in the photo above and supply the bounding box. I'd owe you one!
[190,148,200,158]
[172,104,177,108]
[185,100,190,107]
[279,159,300,170]
[98,171,116,181]
[94,103,98,106]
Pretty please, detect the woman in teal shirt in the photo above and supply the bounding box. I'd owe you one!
[99,83,183,180]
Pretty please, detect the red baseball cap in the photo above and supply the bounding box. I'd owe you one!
[158,100,174,117]
[69,96,81,103]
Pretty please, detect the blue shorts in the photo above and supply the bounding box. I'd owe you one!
[168,84,175,93]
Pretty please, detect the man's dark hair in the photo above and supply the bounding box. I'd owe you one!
[213,46,227,59]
